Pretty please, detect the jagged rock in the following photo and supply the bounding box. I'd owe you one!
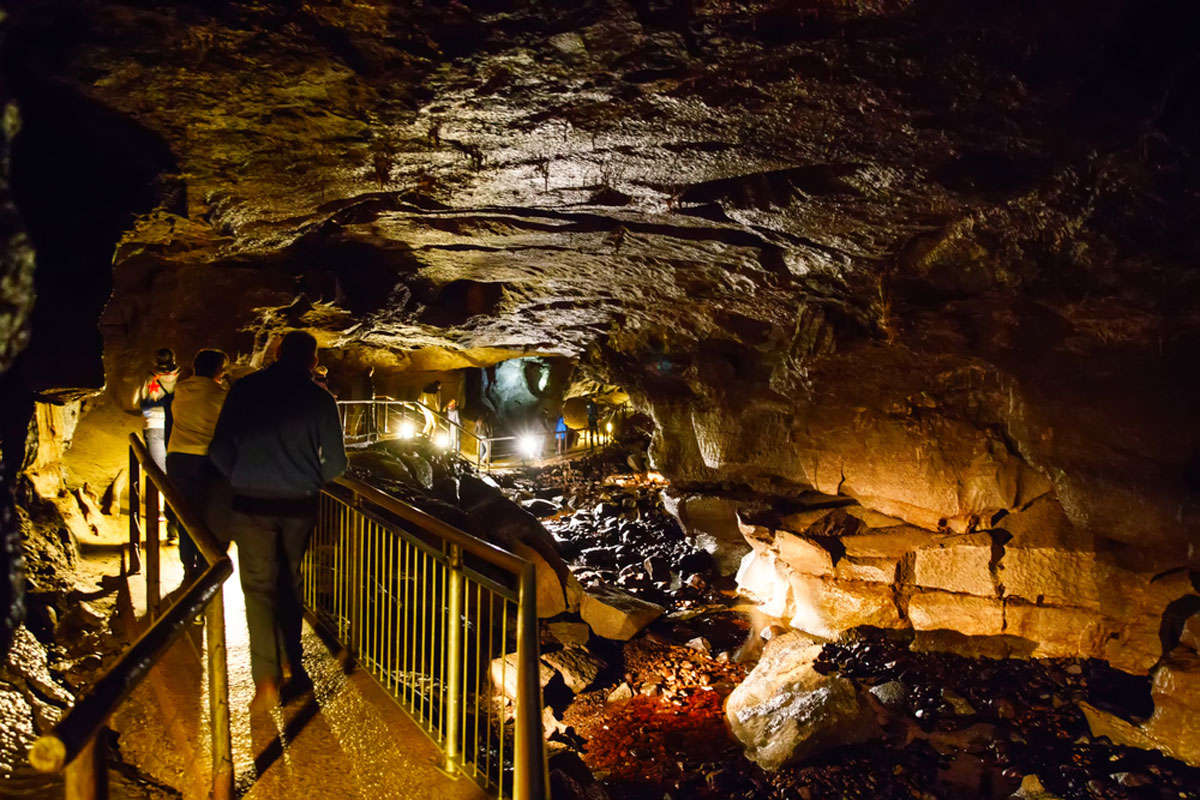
[489,652,556,704]
[548,750,611,800]
[548,621,591,648]
[606,682,633,703]
[580,584,664,641]
[869,680,908,709]
[787,573,903,639]
[661,494,749,576]
[541,647,604,694]
[1012,775,1063,800]
[1143,651,1200,766]
[1182,612,1200,652]
[397,453,434,490]
[726,632,880,770]
[541,706,567,739]
[642,555,670,583]
[736,549,792,619]
[774,532,835,577]
[523,498,559,518]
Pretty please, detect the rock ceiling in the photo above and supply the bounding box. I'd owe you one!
[9,0,1198,355]
[5,0,1200,553]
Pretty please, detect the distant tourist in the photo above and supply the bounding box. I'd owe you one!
[166,349,228,579]
[586,398,599,449]
[134,347,179,472]
[210,331,346,711]
[419,380,441,438]
[474,411,493,465]
[444,398,461,451]
[556,414,569,455]
[133,348,180,542]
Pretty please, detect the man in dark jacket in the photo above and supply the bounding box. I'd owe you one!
[210,331,346,710]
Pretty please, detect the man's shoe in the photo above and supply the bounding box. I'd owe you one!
[281,671,314,704]
[249,678,280,713]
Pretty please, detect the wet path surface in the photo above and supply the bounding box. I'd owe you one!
[112,546,487,800]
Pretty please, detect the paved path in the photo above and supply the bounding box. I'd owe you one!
[111,547,486,800]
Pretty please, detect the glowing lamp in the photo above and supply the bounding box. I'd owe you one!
[434,431,450,450]
[519,434,542,459]
[605,421,613,433]
[399,421,416,439]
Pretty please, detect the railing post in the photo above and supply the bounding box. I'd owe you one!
[63,733,106,800]
[206,591,233,800]
[127,447,141,574]
[145,480,161,619]
[443,544,464,774]
[514,564,546,800]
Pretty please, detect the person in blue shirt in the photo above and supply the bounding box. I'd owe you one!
[209,331,346,711]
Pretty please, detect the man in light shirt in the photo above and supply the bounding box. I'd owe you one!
[166,349,229,579]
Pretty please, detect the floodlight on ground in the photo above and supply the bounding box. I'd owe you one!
[434,431,450,450]
[519,434,542,460]
[399,420,415,439]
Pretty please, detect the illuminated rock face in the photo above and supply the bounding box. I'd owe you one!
[3,0,1200,763]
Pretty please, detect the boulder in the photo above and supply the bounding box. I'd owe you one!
[735,549,792,618]
[786,573,903,639]
[511,540,568,618]
[1143,651,1200,766]
[726,632,880,770]
[1013,775,1063,800]
[489,652,556,703]
[548,621,591,648]
[580,584,664,641]
[663,494,750,576]
[548,750,611,800]
[775,531,835,576]
[541,647,605,694]
[522,498,559,518]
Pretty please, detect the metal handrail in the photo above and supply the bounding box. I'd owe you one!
[28,435,234,800]
[315,476,549,799]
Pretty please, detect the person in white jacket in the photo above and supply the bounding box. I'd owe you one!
[166,349,229,579]
[133,348,179,471]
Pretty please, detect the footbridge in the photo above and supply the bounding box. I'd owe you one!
[27,435,549,799]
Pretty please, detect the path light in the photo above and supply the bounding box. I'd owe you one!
[519,434,542,460]
[399,420,415,439]
[434,431,450,450]
[606,421,613,434]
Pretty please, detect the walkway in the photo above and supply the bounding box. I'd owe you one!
[109,547,486,800]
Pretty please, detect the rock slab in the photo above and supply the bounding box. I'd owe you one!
[580,584,664,641]
[726,632,880,770]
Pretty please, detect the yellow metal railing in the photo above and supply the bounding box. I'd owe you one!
[28,436,234,800]
[303,477,549,799]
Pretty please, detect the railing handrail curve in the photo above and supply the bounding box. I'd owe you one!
[28,558,232,772]
[331,475,533,576]
[28,435,235,800]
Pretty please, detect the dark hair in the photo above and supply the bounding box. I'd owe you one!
[154,348,177,372]
[277,330,318,368]
[192,349,227,378]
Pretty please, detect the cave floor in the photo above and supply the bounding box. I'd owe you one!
[103,544,487,800]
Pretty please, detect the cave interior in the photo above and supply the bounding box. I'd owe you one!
[1,1,1199,798]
